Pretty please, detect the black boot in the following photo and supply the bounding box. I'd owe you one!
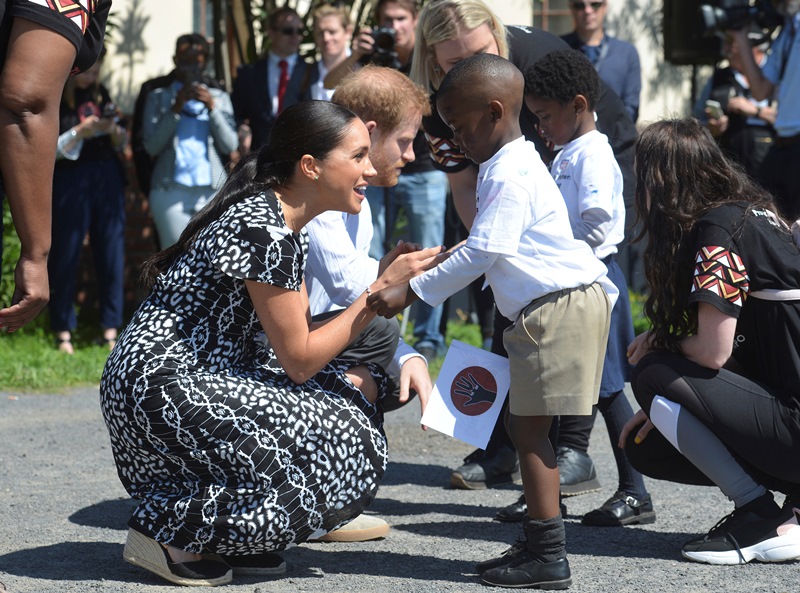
[450,444,521,490]
[495,494,568,523]
[481,516,571,589]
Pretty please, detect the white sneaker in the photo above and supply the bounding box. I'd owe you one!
[682,505,800,565]
[312,514,390,543]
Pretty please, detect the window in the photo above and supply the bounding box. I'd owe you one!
[533,0,574,35]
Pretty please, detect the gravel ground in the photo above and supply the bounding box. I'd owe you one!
[0,386,796,593]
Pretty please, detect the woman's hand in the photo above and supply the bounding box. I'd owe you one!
[618,408,654,448]
[626,330,653,366]
[376,243,448,287]
[367,282,416,318]
[377,239,422,275]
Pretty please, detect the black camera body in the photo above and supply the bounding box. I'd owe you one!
[369,26,402,70]
[699,0,782,37]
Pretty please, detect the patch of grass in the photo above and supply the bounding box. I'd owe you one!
[1,291,650,393]
[0,326,109,392]
[629,290,651,335]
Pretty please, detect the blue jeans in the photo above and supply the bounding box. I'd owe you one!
[365,169,447,352]
[49,159,126,332]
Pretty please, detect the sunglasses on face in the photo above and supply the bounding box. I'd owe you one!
[571,1,605,10]
[277,26,304,36]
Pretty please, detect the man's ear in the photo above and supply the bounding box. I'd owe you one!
[489,99,504,123]
[573,94,589,115]
[299,154,319,180]
[364,120,378,135]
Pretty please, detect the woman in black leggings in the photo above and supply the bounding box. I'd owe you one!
[620,118,800,565]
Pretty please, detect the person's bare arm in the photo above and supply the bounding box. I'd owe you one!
[729,28,774,101]
[447,167,479,230]
[247,280,378,384]
[249,245,445,384]
[679,302,737,369]
[323,27,373,90]
[0,18,77,331]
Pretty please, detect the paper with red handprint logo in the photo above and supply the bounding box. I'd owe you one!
[421,340,510,448]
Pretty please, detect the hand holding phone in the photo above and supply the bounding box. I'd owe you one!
[705,100,724,119]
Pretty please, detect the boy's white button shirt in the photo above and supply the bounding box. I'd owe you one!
[411,136,616,321]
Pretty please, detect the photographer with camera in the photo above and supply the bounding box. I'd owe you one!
[729,1,800,219]
[693,32,776,181]
[142,33,238,249]
[325,0,449,362]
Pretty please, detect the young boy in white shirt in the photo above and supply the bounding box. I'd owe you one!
[367,53,615,590]
[525,49,655,529]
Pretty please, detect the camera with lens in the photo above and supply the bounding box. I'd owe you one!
[699,0,782,37]
[368,26,402,70]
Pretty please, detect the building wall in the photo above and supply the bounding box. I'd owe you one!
[103,0,194,113]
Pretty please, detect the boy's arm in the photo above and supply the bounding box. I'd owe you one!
[368,243,495,317]
[573,207,613,249]
[570,149,619,249]
[410,243,496,307]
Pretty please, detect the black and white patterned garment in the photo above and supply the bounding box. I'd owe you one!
[100,190,388,555]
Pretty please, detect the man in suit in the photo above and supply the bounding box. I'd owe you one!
[232,6,315,153]
[561,0,641,123]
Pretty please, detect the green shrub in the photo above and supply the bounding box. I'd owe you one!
[1,199,20,310]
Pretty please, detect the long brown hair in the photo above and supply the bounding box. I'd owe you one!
[634,118,781,352]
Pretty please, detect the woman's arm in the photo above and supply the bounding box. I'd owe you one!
[248,240,447,383]
[247,279,377,384]
[628,303,736,369]
[679,301,737,369]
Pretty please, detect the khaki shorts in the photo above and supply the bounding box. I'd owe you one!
[503,283,611,416]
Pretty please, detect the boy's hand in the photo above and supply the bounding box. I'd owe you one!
[367,283,417,317]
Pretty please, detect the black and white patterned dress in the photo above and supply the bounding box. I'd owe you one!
[100,191,388,555]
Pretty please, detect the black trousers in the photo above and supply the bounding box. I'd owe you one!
[313,311,410,412]
[626,352,800,495]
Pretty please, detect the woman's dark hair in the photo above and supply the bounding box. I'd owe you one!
[140,100,359,287]
[633,118,781,353]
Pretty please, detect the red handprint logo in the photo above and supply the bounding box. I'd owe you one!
[450,366,497,416]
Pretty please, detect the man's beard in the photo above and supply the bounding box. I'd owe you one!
[370,156,404,188]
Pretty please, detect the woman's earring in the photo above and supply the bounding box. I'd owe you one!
[314,174,319,180]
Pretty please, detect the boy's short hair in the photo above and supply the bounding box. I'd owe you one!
[524,49,600,110]
[437,53,522,118]
[332,65,431,132]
